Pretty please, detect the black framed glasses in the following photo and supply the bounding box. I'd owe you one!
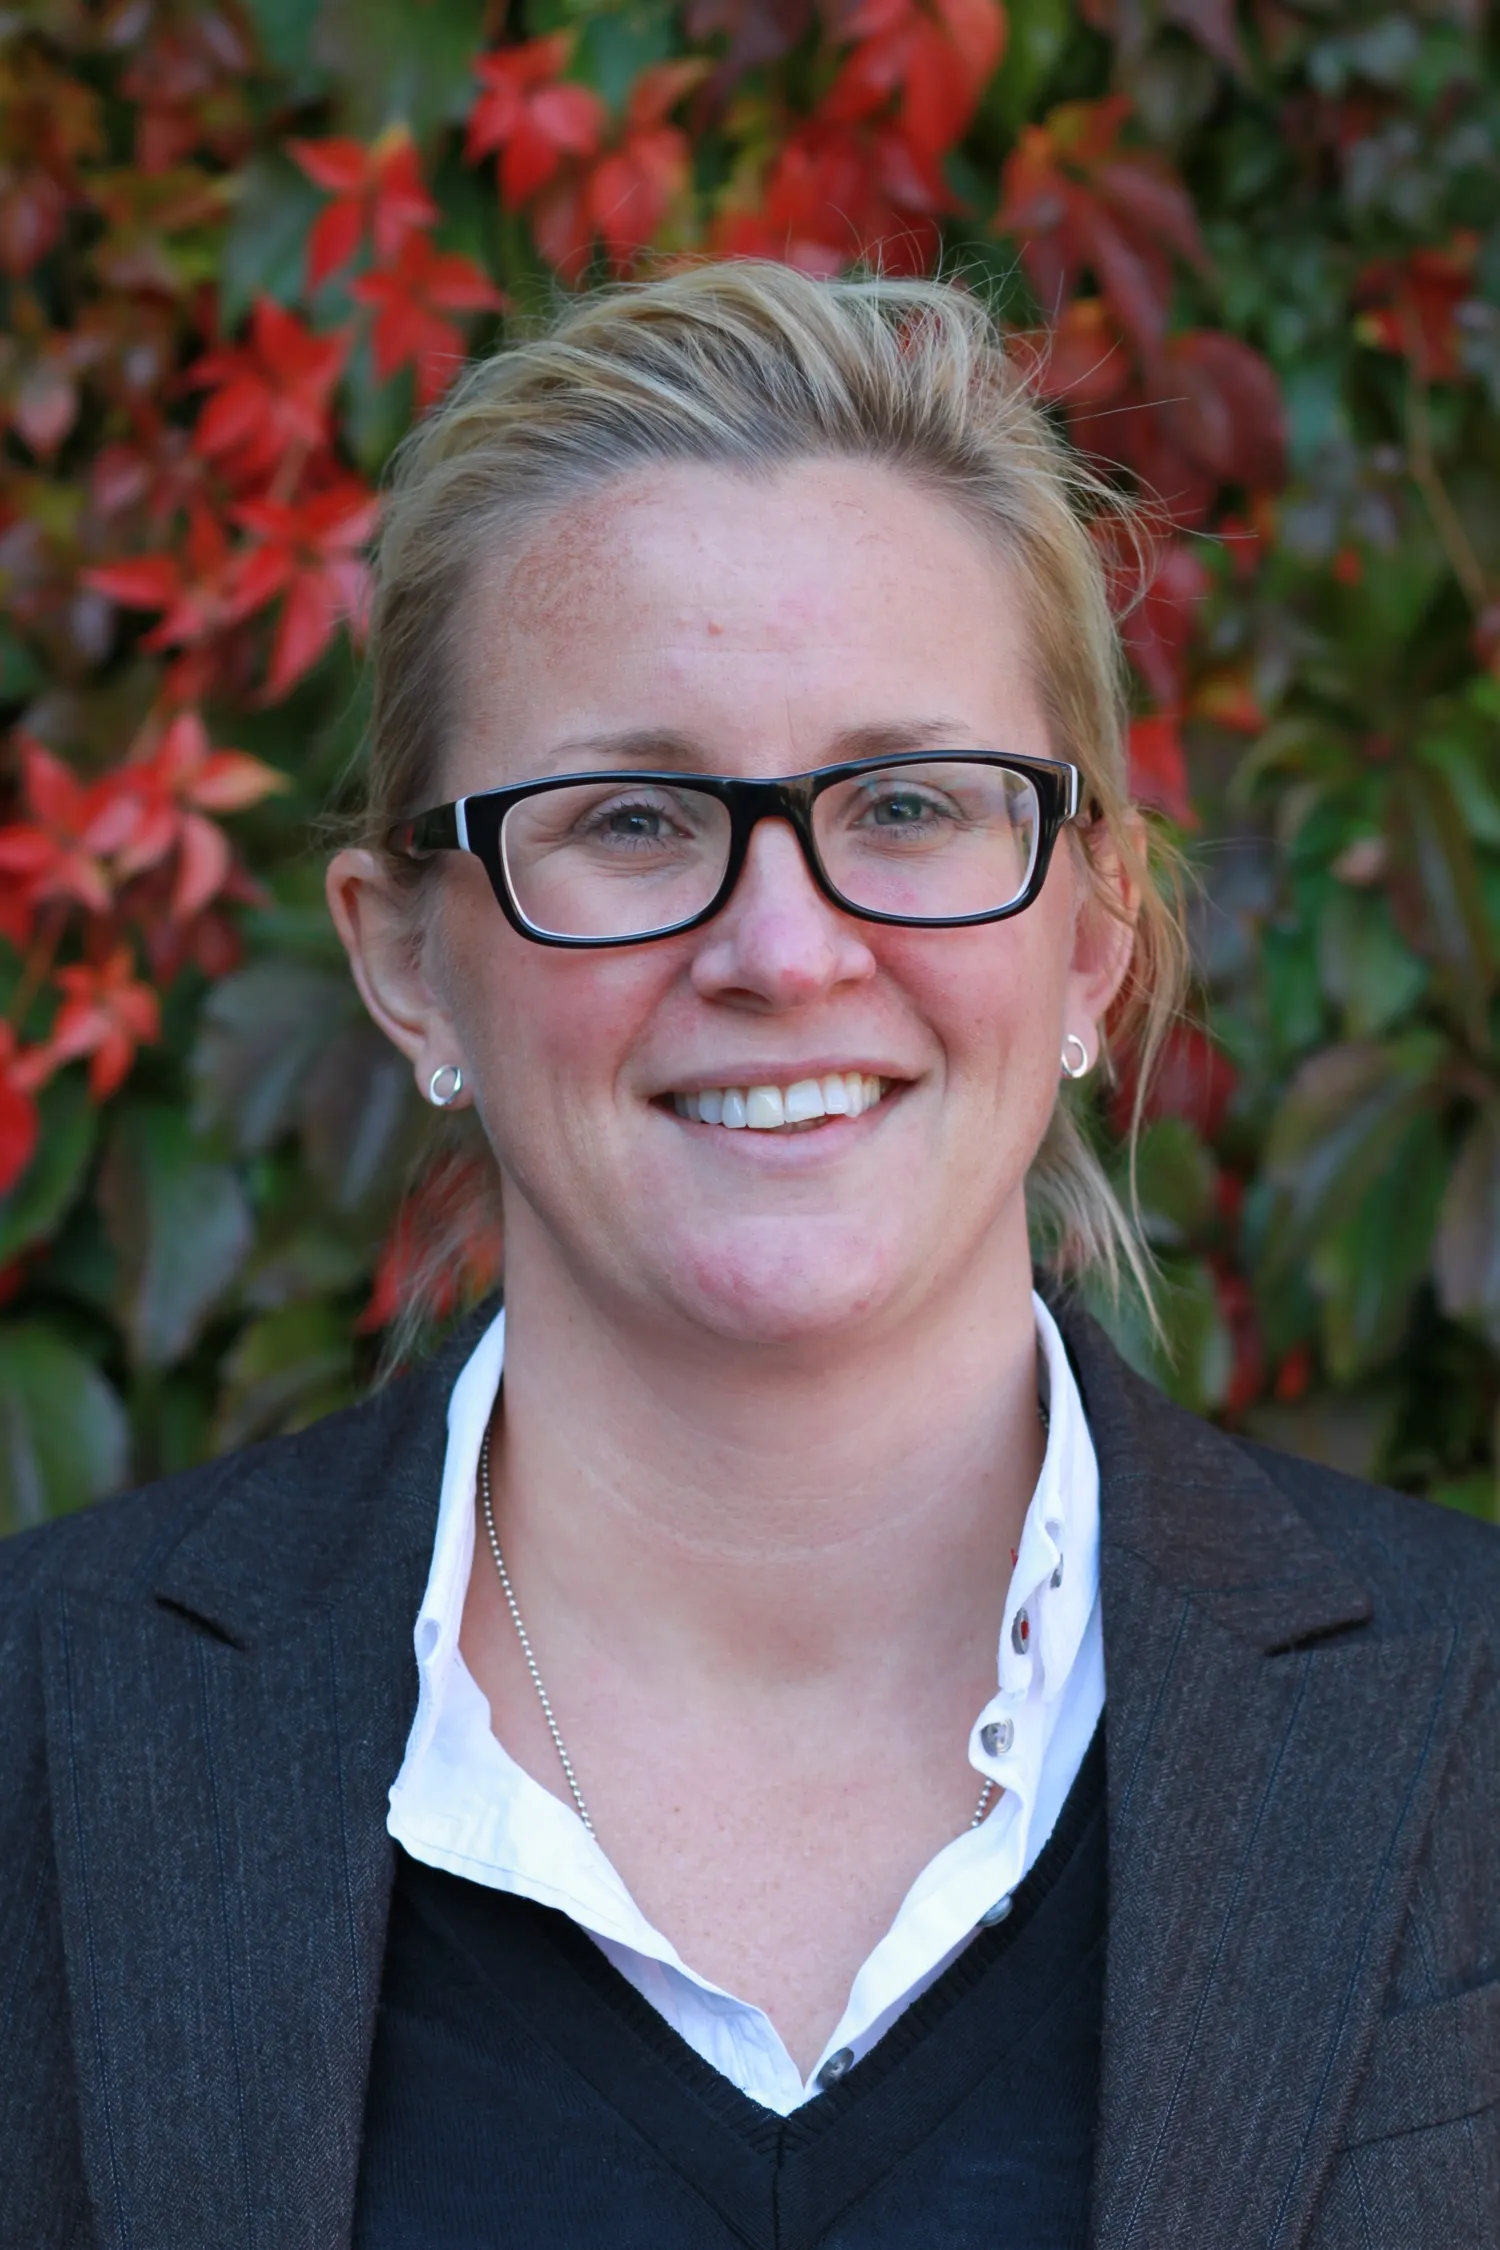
[389,750,1082,948]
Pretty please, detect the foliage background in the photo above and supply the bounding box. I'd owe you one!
[2,0,1498,1531]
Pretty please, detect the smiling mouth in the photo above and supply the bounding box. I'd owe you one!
[663,1074,893,1132]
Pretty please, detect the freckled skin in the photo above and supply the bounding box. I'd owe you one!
[413,459,1116,1360]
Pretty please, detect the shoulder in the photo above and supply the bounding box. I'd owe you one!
[1234,1433,1500,1635]
[1059,1296,1500,1644]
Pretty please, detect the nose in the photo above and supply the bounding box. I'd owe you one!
[688,819,878,1009]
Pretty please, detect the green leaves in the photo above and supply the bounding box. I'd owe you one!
[0,1075,97,1269]
[1387,759,1496,1051]
[1436,1105,1500,1349]
[212,1300,355,1452]
[220,156,329,326]
[192,960,422,1210]
[98,1110,253,1369]
[1263,1035,1446,1261]
[1259,1035,1452,1381]
[193,961,356,1154]
[313,0,491,140]
[0,1326,129,1535]
[1317,888,1428,1040]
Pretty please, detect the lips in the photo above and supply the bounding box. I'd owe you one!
[666,1073,890,1130]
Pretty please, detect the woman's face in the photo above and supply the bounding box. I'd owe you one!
[335,459,1130,1352]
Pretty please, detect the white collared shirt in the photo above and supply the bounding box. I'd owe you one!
[388,1291,1104,2115]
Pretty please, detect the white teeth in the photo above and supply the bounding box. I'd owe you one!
[671,1077,888,1129]
[784,1078,825,1123]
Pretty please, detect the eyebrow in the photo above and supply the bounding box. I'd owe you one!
[532,718,986,775]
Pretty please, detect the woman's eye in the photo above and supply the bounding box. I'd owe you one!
[865,791,947,826]
[580,796,681,842]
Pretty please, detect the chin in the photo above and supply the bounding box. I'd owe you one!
[659,1224,908,1350]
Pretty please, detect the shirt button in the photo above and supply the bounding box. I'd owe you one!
[816,2048,855,2089]
[1011,1607,1030,1654]
[1051,1555,1064,1588]
[979,1895,1013,1927]
[980,1718,1014,1756]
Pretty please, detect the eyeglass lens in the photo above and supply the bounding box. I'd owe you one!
[498,761,1043,940]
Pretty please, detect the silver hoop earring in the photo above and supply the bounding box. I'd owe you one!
[1060,1034,1090,1081]
[428,1063,464,1108]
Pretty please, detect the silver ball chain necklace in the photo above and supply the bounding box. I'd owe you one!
[478,1425,1002,1840]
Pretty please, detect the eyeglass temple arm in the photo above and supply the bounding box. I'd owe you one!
[392,802,467,856]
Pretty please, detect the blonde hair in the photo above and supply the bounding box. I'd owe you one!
[356,260,1188,1339]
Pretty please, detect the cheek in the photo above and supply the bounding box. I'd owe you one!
[886,913,1071,1098]
[439,911,662,1156]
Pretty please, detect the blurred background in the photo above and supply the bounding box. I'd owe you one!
[2,0,1498,1531]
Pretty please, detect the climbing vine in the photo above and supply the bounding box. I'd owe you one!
[2,0,1497,1525]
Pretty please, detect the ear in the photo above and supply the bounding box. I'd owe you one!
[325,849,471,1109]
[1062,817,1141,1057]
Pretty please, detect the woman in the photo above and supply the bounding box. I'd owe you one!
[2,264,1496,2250]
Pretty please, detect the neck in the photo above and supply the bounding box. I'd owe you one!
[485,1214,1045,1700]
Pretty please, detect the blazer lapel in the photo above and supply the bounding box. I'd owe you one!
[1063,1313,1472,2250]
[41,1339,466,2250]
[41,1290,1473,2249]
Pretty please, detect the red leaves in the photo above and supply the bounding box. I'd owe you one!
[713,0,1003,276]
[46,950,162,1100]
[1008,95,1284,569]
[1121,539,1211,708]
[0,706,274,1127]
[467,36,606,206]
[351,234,504,410]
[88,468,378,696]
[0,716,284,950]
[234,479,380,696]
[1355,236,1478,385]
[0,1026,44,1197]
[1158,331,1286,493]
[189,301,351,486]
[534,61,705,278]
[824,0,1005,169]
[1128,712,1195,827]
[466,42,702,280]
[358,1146,505,1334]
[87,502,245,654]
[1000,97,1205,367]
[1138,1024,1237,1140]
[716,118,942,275]
[0,739,133,921]
[113,710,287,917]
[290,124,438,288]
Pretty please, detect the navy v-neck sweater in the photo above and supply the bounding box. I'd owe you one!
[353,1728,1105,2249]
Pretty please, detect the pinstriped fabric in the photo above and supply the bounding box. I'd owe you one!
[0,1622,90,2250]
[0,1304,1496,2248]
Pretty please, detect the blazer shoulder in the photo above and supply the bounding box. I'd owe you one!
[1235,1431,1500,1631]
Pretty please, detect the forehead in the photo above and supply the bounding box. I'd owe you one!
[450,458,1045,795]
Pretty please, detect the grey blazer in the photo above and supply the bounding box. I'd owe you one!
[2,1306,1497,2249]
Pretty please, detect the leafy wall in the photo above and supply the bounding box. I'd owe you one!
[2,0,1498,1529]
